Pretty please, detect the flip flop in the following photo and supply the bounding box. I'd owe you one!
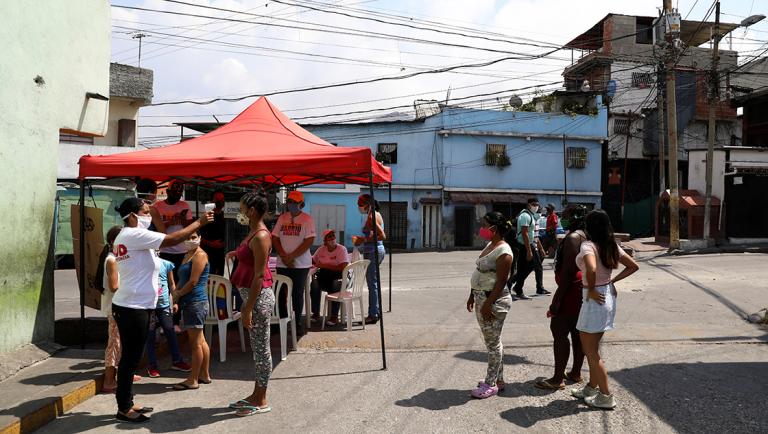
[198,378,212,384]
[228,399,250,409]
[534,378,565,390]
[173,382,199,391]
[235,405,271,417]
[565,373,584,384]
[133,407,154,414]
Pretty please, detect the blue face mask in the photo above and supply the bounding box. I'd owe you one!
[287,203,300,214]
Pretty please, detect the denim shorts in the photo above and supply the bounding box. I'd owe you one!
[181,300,209,330]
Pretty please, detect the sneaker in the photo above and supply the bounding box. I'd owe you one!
[310,315,321,324]
[585,392,616,409]
[571,383,599,399]
[147,368,160,378]
[513,294,532,300]
[171,361,192,372]
[470,382,498,399]
[325,317,339,327]
[536,289,552,295]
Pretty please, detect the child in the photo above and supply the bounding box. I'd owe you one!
[99,226,123,393]
[145,258,191,377]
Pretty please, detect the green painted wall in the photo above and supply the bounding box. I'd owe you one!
[0,1,110,353]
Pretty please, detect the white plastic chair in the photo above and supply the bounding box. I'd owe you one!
[271,274,298,361]
[322,260,370,332]
[224,257,235,280]
[204,274,246,362]
[304,268,317,329]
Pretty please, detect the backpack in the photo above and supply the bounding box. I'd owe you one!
[505,209,535,247]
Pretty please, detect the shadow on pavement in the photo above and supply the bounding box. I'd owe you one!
[453,351,531,366]
[613,362,768,433]
[499,399,585,428]
[44,406,234,433]
[394,388,471,410]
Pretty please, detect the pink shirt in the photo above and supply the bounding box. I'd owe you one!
[312,245,350,268]
[575,241,627,286]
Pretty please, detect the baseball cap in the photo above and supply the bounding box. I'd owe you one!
[322,229,336,239]
[287,190,304,203]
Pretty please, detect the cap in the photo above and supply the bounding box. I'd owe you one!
[322,229,336,239]
[287,190,304,203]
[546,203,556,210]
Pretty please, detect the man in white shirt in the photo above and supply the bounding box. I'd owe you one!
[271,191,315,334]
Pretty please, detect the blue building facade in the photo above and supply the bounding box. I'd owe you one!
[301,96,608,250]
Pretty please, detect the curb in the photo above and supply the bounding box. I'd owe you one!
[0,374,103,434]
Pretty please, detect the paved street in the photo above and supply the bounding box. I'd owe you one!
[44,250,768,433]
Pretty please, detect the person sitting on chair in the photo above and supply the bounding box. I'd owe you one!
[310,229,349,327]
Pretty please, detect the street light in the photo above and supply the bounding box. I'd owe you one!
[740,14,765,28]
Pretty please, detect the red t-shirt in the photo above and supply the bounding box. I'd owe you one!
[546,214,559,232]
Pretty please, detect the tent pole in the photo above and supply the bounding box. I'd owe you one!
[369,174,387,370]
[388,182,392,313]
[195,185,200,218]
[79,180,86,349]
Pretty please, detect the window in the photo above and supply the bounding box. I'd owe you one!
[485,144,509,166]
[376,143,397,164]
[567,147,588,169]
[635,17,654,44]
[613,118,630,135]
[631,72,654,88]
[59,132,94,145]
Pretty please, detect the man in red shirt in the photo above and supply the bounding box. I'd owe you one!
[544,203,559,257]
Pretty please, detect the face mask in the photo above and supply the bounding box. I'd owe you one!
[236,212,250,226]
[184,238,200,251]
[214,201,224,209]
[529,205,539,214]
[358,206,369,215]
[136,214,152,230]
[287,203,300,214]
[479,227,495,241]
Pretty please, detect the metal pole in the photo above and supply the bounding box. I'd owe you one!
[368,174,387,370]
[621,111,632,230]
[388,183,392,313]
[79,180,86,349]
[704,1,720,241]
[195,185,200,218]
[562,135,569,205]
[665,0,681,249]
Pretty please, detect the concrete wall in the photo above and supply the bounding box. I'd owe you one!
[0,1,110,353]
[93,97,139,148]
[688,150,726,199]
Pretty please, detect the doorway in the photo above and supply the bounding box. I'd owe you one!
[454,207,473,247]
[422,204,441,248]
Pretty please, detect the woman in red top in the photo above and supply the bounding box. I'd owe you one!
[535,204,588,390]
[227,190,274,416]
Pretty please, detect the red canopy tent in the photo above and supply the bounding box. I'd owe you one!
[77,97,392,368]
[79,97,391,186]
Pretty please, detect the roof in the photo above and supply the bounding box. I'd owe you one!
[109,63,153,104]
[79,97,391,186]
[175,122,226,134]
[564,13,738,51]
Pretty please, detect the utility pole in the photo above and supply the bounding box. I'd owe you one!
[657,64,666,194]
[562,134,569,206]
[664,0,681,249]
[704,1,720,241]
[132,33,148,69]
[620,111,632,230]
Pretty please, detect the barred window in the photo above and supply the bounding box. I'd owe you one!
[613,118,630,135]
[631,72,654,88]
[485,144,507,166]
[376,143,397,164]
[567,147,588,169]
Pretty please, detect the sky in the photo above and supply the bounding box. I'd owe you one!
[108,0,768,147]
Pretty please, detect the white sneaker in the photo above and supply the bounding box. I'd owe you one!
[585,392,616,409]
[571,383,599,399]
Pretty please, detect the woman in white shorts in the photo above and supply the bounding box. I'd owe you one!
[571,210,638,410]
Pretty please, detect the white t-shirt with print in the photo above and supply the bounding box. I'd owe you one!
[271,212,316,269]
[111,227,166,309]
[153,200,191,255]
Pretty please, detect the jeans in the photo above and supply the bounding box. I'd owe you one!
[512,247,544,295]
[275,267,310,321]
[310,268,342,317]
[112,304,151,412]
[363,245,386,318]
[145,306,182,369]
[160,252,185,325]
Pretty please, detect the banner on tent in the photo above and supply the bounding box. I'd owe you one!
[71,205,105,311]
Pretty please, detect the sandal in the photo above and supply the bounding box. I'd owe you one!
[534,378,565,390]
[235,405,272,417]
[198,378,212,385]
[133,407,154,414]
[470,382,498,399]
[115,412,150,423]
[172,382,199,391]
[565,372,583,384]
[229,399,250,409]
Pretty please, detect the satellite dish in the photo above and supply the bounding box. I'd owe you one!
[508,94,523,109]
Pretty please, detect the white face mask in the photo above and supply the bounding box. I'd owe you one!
[136,214,152,230]
[236,212,250,226]
[358,206,369,215]
[184,238,200,251]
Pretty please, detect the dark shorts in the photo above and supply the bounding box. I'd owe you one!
[181,300,209,330]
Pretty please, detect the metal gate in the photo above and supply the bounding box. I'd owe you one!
[380,202,407,249]
[422,204,441,248]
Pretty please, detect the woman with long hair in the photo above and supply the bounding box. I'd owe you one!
[227,190,274,416]
[535,204,588,390]
[110,197,212,423]
[467,211,514,399]
[352,194,387,325]
[571,210,638,409]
